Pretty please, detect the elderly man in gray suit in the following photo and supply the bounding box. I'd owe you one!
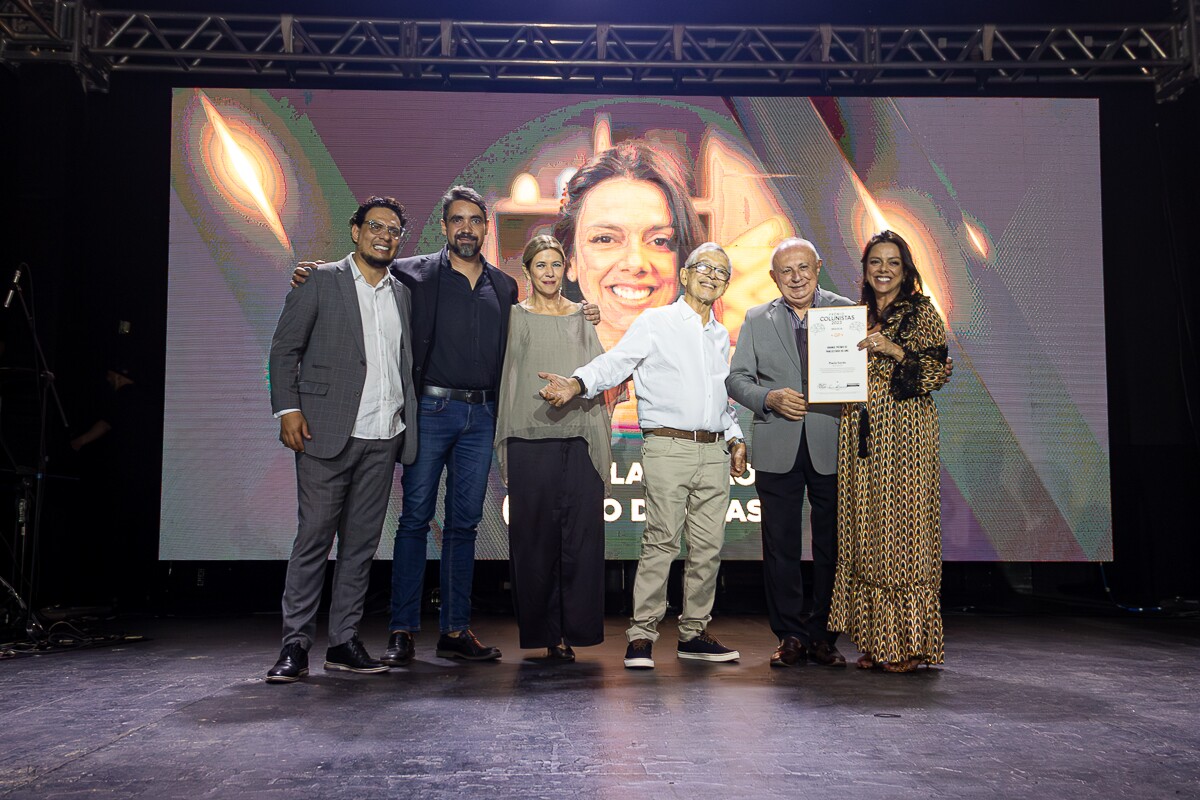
[727,237,852,669]
[265,197,419,683]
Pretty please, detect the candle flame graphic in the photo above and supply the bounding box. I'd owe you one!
[198,92,291,250]
[963,217,991,259]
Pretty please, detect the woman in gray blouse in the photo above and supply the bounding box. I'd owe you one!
[495,235,614,661]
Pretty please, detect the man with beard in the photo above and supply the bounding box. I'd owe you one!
[377,185,516,663]
[266,197,418,682]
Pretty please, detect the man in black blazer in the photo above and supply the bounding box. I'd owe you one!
[267,197,419,683]
[381,186,517,664]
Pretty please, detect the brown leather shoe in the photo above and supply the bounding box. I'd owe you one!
[808,640,847,668]
[770,635,806,668]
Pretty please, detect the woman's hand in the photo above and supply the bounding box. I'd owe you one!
[858,332,904,361]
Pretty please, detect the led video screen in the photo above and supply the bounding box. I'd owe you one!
[163,89,1110,561]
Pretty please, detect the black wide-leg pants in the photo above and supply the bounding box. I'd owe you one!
[506,437,605,649]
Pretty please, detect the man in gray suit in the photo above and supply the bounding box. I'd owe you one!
[265,197,419,683]
[727,238,851,669]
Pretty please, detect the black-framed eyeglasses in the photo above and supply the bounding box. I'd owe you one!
[689,262,731,282]
[365,219,405,239]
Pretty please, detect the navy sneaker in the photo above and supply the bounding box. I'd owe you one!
[677,631,740,662]
[623,638,654,669]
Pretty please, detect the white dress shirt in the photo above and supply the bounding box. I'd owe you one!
[275,256,406,440]
[350,259,406,439]
[573,298,743,441]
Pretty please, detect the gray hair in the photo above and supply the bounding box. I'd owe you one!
[771,237,821,265]
[684,241,730,270]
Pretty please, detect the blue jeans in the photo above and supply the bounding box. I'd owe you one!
[390,396,496,634]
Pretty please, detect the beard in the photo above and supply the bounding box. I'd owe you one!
[450,236,480,259]
[360,250,393,269]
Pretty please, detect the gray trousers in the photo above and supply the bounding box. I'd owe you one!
[281,434,402,650]
[626,435,731,643]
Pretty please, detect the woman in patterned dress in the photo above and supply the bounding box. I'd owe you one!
[829,230,949,673]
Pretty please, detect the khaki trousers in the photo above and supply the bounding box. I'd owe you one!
[626,435,730,643]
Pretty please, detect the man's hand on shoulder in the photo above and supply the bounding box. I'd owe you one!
[290,260,324,289]
[765,388,807,421]
[581,302,601,326]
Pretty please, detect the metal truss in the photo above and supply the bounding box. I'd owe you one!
[2,2,1198,100]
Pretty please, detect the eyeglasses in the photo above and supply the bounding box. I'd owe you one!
[689,262,731,282]
[364,219,405,239]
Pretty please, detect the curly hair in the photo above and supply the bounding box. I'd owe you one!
[349,196,409,231]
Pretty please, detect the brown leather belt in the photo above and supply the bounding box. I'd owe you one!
[644,427,721,443]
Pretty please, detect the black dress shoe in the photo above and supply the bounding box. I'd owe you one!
[324,635,389,673]
[808,640,848,668]
[266,642,309,683]
[435,629,501,661]
[382,630,415,667]
[546,644,576,662]
[770,635,806,668]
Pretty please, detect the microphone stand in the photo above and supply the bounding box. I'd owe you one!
[5,267,69,643]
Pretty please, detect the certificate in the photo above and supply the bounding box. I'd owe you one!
[807,305,868,403]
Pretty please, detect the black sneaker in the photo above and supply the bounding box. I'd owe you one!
[324,635,389,673]
[677,631,740,662]
[381,630,415,667]
[623,638,654,669]
[435,629,502,661]
[266,642,309,683]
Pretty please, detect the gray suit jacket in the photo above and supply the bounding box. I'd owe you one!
[269,255,419,464]
[727,287,854,475]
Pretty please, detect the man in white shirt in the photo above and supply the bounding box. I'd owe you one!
[540,242,748,669]
[266,197,419,683]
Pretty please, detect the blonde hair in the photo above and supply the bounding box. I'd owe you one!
[521,234,566,272]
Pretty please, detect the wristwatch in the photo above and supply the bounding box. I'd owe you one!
[728,437,745,447]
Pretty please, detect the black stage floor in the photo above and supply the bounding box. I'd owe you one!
[1,613,1197,798]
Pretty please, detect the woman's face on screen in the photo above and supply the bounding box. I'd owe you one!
[567,177,679,339]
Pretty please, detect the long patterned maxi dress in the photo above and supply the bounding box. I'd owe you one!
[829,294,949,665]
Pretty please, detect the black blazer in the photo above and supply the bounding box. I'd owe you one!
[390,247,520,392]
